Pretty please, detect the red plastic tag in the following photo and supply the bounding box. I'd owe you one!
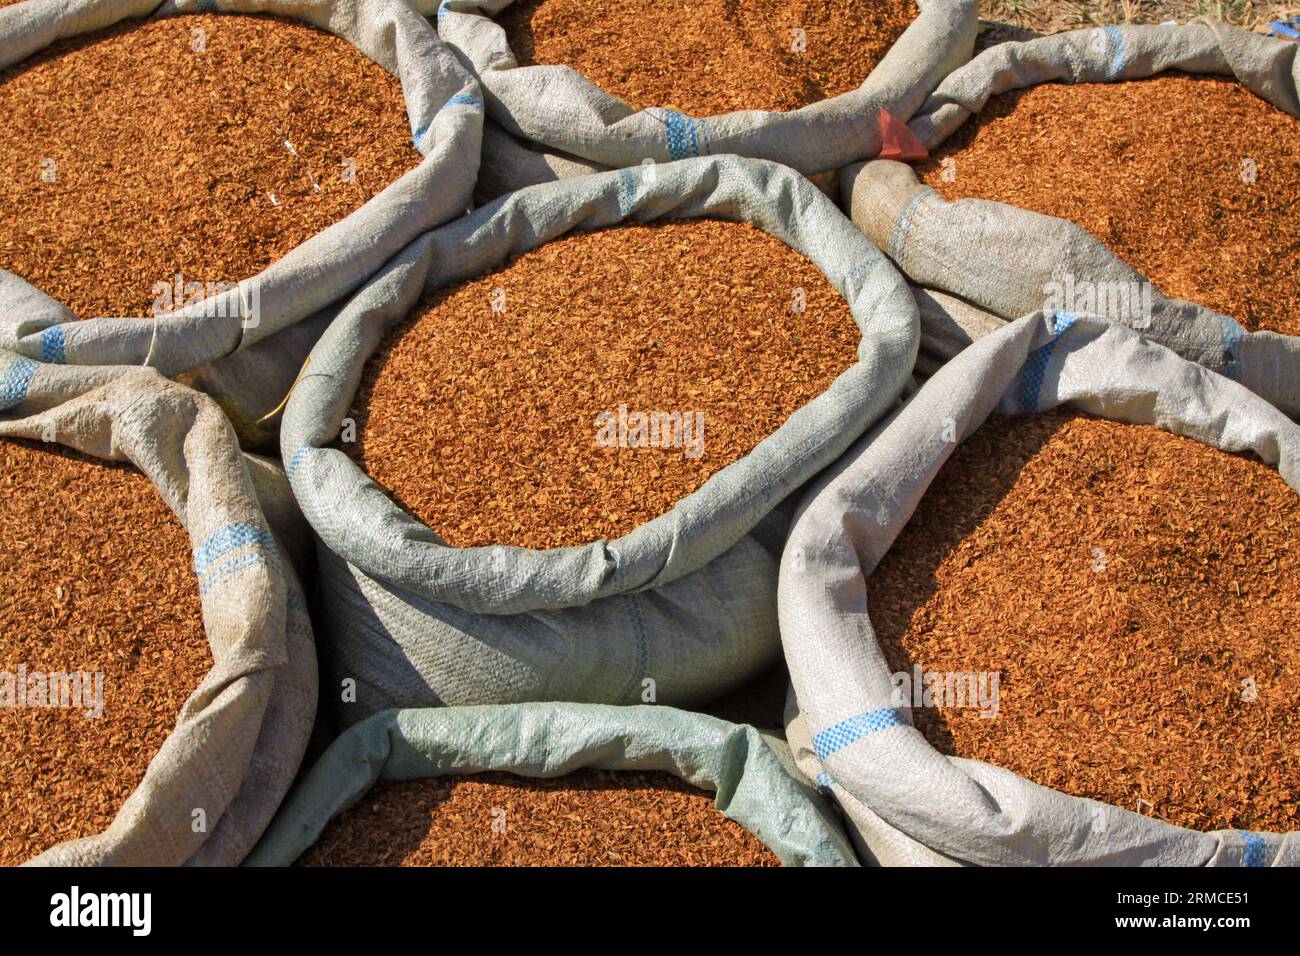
[877,107,928,162]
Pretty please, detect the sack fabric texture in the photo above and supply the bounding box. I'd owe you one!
[0,353,317,866]
[279,154,919,728]
[432,0,979,176]
[245,702,860,867]
[778,309,1300,866]
[0,0,484,448]
[841,23,1300,417]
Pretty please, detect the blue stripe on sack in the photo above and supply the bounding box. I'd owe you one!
[1238,831,1268,867]
[663,110,701,160]
[815,771,834,791]
[888,190,929,265]
[0,356,38,412]
[843,259,876,290]
[193,522,281,595]
[286,586,309,614]
[443,92,483,111]
[436,0,452,26]
[197,551,277,595]
[40,325,66,364]
[412,122,430,150]
[1015,310,1078,412]
[1219,315,1244,381]
[1103,26,1129,77]
[286,443,309,482]
[812,707,912,760]
[616,167,637,217]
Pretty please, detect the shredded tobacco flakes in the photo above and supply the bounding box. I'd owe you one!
[351,219,861,551]
[498,0,916,115]
[0,14,420,319]
[0,439,211,866]
[867,409,1299,833]
[920,75,1300,335]
[297,770,780,866]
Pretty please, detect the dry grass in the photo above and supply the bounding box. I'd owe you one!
[979,0,1296,47]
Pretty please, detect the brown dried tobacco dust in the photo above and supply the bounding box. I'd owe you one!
[920,75,1300,336]
[0,14,421,319]
[350,220,863,551]
[0,440,211,866]
[499,0,916,115]
[298,770,780,866]
[867,409,1299,832]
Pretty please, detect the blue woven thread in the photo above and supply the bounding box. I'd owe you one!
[443,92,483,110]
[616,167,637,217]
[812,707,911,760]
[286,443,309,482]
[40,325,66,364]
[843,259,876,288]
[1015,310,1078,412]
[198,551,275,595]
[286,586,309,614]
[1219,315,1244,381]
[815,771,834,791]
[1238,831,1267,867]
[888,190,929,265]
[436,0,452,26]
[663,110,700,161]
[411,122,430,150]
[193,522,281,585]
[1102,26,1129,77]
[0,357,38,412]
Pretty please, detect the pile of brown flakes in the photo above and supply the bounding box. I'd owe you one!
[920,75,1300,335]
[0,439,211,866]
[867,409,1299,833]
[297,770,780,866]
[0,14,420,319]
[498,0,916,115]
[351,219,862,551]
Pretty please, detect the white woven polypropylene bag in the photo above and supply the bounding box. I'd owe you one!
[779,309,1300,866]
[839,23,1300,417]
[0,0,483,445]
[280,154,919,724]
[430,0,978,175]
[0,353,317,865]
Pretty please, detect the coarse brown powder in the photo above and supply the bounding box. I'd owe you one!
[0,439,211,866]
[498,0,916,115]
[866,409,1299,832]
[0,14,421,319]
[919,75,1300,335]
[349,219,862,550]
[297,770,781,866]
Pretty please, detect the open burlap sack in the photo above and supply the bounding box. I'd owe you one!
[0,0,482,448]
[839,23,1300,414]
[842,158,1300,418]
[473,118,844,206]
[0,352,317,866]
[778,309,1300,866]
[280,154,918,727]
[246,702,860,866]
[908,21,1300,149]
[430,0,977,177]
